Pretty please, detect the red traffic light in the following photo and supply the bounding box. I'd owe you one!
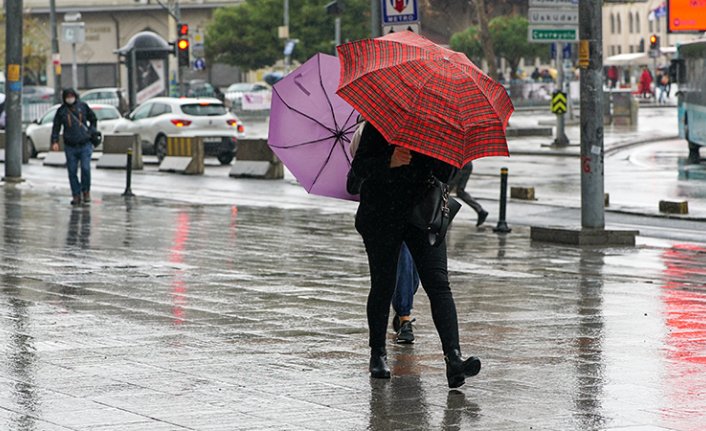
[177,38,189,50]
[177,23,189,37]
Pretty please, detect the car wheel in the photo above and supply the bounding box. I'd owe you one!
[26,138,38,158]
[217,152,234,165]
[155,134,168,162]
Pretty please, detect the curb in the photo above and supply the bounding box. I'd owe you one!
[510,134,680,158]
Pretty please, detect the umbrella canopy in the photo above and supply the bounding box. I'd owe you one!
[268,53,360,200]
[336,31,514,169]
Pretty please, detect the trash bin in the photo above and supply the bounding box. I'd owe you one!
[611,89,638,126]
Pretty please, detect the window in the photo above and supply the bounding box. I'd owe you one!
[92,106,120,121]
[131,103,152,120]
[649,15,653,33]
[656,16,661,32]
[149,103,172,117]
[629,13,634,33]
[617,14,622,34]
[40,107,58,125]
[636,14,641,33]
[611,14,615,34]
[630,45,635,54]
[180,103,227,116]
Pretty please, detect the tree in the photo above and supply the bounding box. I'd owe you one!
[0,13,49,84]
[206,0,370,72]
[488,15,545,79]
[449,26,481,65]
[474,0,497,80]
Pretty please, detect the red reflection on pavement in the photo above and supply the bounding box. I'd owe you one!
[170,212,190,325]
[661,244,706,430]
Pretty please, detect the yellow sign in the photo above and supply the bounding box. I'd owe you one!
[578,40,590,68]
[551,91,567,115]
[7,64,21,82]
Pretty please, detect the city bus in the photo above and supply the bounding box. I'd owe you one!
[671,39,706,163]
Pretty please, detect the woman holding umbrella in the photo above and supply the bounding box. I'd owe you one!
[338,31,513,388]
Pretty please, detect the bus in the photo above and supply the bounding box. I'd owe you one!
[671,39,706,163]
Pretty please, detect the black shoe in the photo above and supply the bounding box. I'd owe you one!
[445,349,481,389]
[70,195,81,206]
[396,319,415,344]
[369,347,391,379]
[392,314,401,332]
[476,210,488,227]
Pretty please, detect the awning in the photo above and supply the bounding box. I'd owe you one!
[604,52,650,66]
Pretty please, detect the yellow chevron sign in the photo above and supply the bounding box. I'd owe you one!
[551,91,567,115]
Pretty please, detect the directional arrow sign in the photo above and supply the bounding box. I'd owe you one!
[551,91,568,114]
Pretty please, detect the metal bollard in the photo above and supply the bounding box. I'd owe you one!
[493,167,512,234]
[122,148,135,197]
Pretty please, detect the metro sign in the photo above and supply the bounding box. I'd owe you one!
[382,0,418,24]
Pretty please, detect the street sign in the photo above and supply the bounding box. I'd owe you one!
[578,40,589,68]
[193,58,206,71]
[529,27,578,43]
[529,8,578,25]
[382,0,419,24]
[382,23,420,34]
[562,43,572,59]
[61,22,85,44]
[551,91,567,115]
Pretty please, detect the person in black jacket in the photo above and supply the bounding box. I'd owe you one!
[352,122,481,388]
[51,89,97,205]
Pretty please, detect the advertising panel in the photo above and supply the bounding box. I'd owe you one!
[668,0,706,33]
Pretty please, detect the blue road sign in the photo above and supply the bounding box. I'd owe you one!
[194,58,206,71]
[562,44,571,60]
[382,0,419,24]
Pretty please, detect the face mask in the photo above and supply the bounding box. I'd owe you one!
[65,97,76,105]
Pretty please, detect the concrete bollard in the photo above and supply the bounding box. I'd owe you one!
[0,131,32,164]
[493,167,512,234]
[659,200,688,215]
[97,133,143,170]
[510,186,535,200]
[159,136,205,175]
[230,138,284,179]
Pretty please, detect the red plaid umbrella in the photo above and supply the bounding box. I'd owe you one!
[336,31,514,168]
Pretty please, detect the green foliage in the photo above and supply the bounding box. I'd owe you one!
[450,15,549,79]
[206,0,370,71]
[488,15,546,77]
[449,26,481,65]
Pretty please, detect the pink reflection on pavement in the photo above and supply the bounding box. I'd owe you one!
[170,212,190,325]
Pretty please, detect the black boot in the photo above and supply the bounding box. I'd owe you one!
[369,347,391,379]
[445,349,481,388]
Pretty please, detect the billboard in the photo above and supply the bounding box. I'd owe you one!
[668,0,706,33]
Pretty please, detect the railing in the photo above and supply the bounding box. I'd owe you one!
[22,102,53,124]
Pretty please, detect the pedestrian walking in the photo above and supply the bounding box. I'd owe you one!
[391,242,419,344]
[351,121,481,388]
[659,74,670,104]
[449,162,488,227]
[640,67,653,99]
[51,89,98,206]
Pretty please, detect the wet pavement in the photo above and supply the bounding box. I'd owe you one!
[1,185,706,430]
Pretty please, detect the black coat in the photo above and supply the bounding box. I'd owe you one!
[352,122,455,235]
[51,101,97,146]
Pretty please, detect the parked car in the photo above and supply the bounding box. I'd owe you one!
[185,80,218,99]
[22,86,55,103]
[81,88,129,115]
[112,97,245,165]
[25,103,122,156]
[224,82,270,109]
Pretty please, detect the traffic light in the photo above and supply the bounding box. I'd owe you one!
[649,34,660,51]
[177,23,189,37]
[177,37,190,68]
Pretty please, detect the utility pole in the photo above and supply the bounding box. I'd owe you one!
[370,0,381,37]
[579,0,604,229]
[50,0,62,104]
[4,0,23,182]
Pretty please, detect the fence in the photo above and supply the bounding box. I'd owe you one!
[22,102,53,124]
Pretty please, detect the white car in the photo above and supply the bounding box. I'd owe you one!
[224,82,270,109]
[112,97,245,165]
[25,103,123,156]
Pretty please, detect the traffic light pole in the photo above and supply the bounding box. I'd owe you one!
[4,0,23,182]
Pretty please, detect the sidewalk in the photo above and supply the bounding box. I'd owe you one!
[1,186,705,430]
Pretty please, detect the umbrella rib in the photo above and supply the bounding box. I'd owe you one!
[309,136,346,192]
[268,135,336,149]
[318,56,342,134]
[272,86,338,134]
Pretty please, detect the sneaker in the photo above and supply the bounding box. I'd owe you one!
[70,195,81,206]
[82,192,91,203]
[396,319,415,344]
[476,210,488,227]
[392,314,401,332]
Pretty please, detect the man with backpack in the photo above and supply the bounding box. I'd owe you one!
[51,88,98,205]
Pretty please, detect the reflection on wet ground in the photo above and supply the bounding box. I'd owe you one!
[1,187,705,430]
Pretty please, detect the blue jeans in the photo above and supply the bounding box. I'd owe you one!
[392,242,420,317]
[65,143,92,196]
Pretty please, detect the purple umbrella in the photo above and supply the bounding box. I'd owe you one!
[268,53,360,201]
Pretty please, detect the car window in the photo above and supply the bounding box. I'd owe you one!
[82,92,97,101]
[149,103,172,117]
[92,106,120,120]
[132,103,152,120]
[40,108,58,125]
[180,103,227,116]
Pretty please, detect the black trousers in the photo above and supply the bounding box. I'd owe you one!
[450,162,484,215]
[360,222,460,356]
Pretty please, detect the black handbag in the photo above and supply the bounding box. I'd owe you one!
[409,176,462,247]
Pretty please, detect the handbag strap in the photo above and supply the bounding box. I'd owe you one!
[67,106,90,132]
